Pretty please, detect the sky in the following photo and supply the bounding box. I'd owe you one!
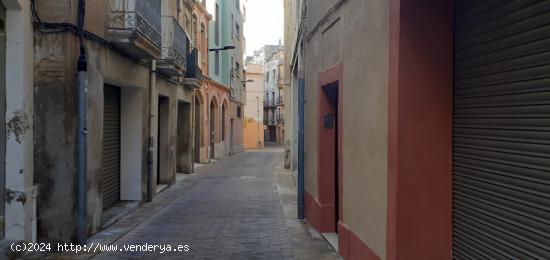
[244,0,284,57]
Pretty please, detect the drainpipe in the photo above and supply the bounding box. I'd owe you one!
[76,0,88,245]
[147,60,157,202]
[297,0,307,220]
[190,90,196,173]
[297,62,305,219]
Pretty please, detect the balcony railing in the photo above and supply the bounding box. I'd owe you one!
[183,0,196,11]
[264,99,277,108]
[186,48,203,80]
[158,16,188,76]
[277,114,284,122]
[277,96,284,105]
[109,0,162,59]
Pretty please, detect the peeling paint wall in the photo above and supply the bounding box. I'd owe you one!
[33,28,153,241]
[3,0,36,242]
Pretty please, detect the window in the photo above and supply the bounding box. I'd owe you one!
[215,52,220,75]
[272,69,275,81]
[215,4,219,45]
[201,23,206,56]
[222,106,226,141]
[265,71,269,82]
[236,23,240,39]
[230,56,234,79]
[231,15,234,38]
[237,106,242,118]
[235,62,240,78]
[192,15,197,45]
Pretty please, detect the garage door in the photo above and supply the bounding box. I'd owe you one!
[453,1,550,258]
[102,85,121,209]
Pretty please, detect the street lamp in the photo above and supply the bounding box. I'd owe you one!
[209,45,236,52]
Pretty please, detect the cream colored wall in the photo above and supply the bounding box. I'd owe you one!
[304,0,389,258]
[243,66,264,149]
[341,0,388,258]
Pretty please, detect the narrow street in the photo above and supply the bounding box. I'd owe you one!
[89,148,339,259]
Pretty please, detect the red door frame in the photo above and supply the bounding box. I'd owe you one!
[307,63,344,233]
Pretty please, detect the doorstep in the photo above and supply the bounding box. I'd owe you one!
[156,184,168,194]
[100,201,140,230]
[322,233,339,252]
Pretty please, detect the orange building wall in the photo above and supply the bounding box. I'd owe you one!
[244,118,264,149]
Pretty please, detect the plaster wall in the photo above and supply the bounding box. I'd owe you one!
[243,65,264,149]
[304,0,389,258]
[34,30,151,241]
[283,0,301,172]
[229,101,244,154]
[156,78,178,185]
[4,0,36,242]
[199,79,230,161]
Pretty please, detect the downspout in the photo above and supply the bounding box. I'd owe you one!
[297,0,307,220]
[190,90,196,173]
[76,0,88,245]
[297,51,305,219]
[147,60,157,202]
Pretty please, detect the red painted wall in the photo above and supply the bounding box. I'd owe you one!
[387,0,453,259]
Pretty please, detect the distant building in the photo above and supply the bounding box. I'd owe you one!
[263,46,284,145]
[205,0,247,158]
[243,63,264,149]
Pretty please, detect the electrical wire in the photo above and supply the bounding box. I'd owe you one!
[30,0,142,64]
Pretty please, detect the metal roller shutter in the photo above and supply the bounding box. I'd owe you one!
[102,85,121,210]
[453,1,550,259]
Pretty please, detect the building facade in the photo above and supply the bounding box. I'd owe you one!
[286,0,550,259]
[0,0,36,248]
[0,0,203,246]
[263,46,284,144]
[243,63,264,149]
[282,0,301,171]
[205,0,246,158]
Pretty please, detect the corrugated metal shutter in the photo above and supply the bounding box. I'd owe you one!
[453,1,550,259]
[102,85,121,209]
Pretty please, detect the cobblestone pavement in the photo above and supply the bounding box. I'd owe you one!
[93,148,340,260]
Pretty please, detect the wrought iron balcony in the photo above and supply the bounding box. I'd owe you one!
[183,48,202,89]
[158,16,189,76]
[264,100,277,108]
[186,48,202,80]
[277,96,284,106]
[108,0,162,59]
[183,0,196,11]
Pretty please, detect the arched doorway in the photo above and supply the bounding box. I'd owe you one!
[209,97,218,159]
[194,91,203,163]
[221,99,228,142]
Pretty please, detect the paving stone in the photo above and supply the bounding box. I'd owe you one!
[88,148,341,259]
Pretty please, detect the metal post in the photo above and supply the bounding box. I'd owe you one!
[297,75,305,219]
[76,56,87,244]
[147,60,156,202]
[76,0,88,245]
